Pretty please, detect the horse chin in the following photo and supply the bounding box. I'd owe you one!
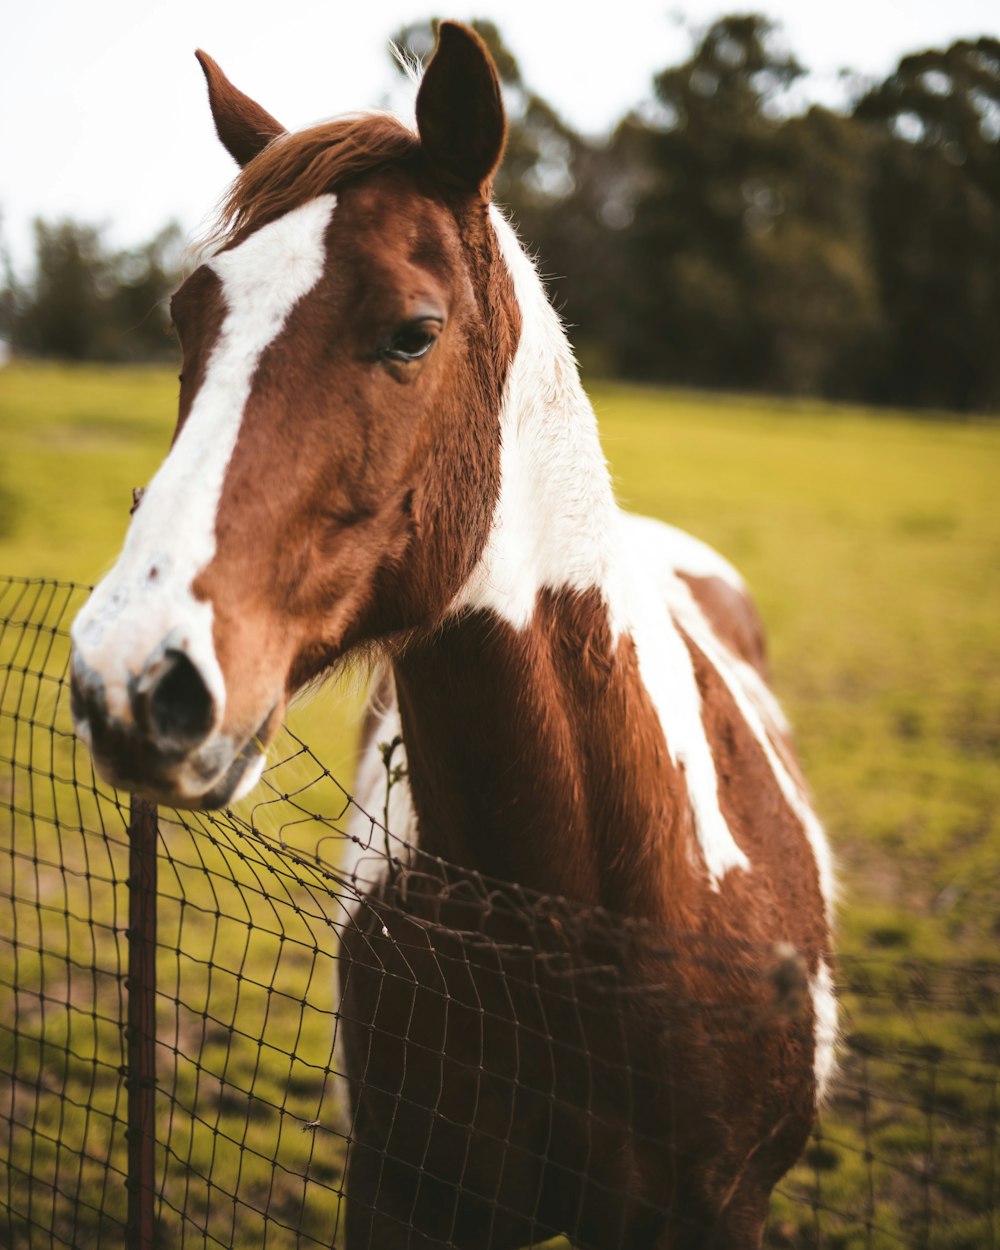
[82,720,271,812]
[195,742,268,810]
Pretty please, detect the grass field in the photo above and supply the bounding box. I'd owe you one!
[1,362,998,1246]
[2,361,997,959]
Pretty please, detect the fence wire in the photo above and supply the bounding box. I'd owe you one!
[1,575,998,1248]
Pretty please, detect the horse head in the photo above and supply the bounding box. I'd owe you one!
[70,24,519,808]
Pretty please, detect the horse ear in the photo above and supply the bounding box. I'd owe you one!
[195,50,286,168]
[415,22,507,194]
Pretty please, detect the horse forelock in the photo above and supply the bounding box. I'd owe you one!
[213,114,420,247]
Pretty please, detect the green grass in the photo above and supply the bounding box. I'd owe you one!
[1,362,998,1246]
[0,364,180,583]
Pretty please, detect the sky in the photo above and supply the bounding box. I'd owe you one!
[2,0,998,271]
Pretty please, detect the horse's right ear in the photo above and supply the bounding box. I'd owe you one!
[195,50,286,168]
[415,22,507,194]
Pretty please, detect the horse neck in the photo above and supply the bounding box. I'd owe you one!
[454,209,626,629]
[390,214,693,918]
[392,592,695,919]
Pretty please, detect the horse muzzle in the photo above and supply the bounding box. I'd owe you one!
[69,642,270,810]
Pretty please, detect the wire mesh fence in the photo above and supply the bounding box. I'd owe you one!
[1,574,998,1248]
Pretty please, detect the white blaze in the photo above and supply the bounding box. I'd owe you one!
[72,195,337,736]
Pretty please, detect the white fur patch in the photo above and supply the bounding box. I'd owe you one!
[343,675,417,902]
[452,209,626,633]
[811,958,839,1101]
[72,196,337,741]
[616,515,751,884]
[627,516,746,591]
[656,552,837,915]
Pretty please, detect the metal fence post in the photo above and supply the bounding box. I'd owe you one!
[127,794,159,1250]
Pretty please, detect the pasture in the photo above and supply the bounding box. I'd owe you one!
[1,361,998,1244]
[2,362,996,961]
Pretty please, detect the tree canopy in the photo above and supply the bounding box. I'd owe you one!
[3,17,997,413]
[1,220,182,364]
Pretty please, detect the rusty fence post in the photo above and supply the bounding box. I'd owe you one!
[126,794,159,1250]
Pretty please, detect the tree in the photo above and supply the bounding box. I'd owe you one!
[7,17,997,411]
[0,218,182,362]
[854,39,1000,409]
[106,223,185,362]
[750,104,880,398]
[19,220,107,359]
[614,14,885,397]
[617,15,804,386]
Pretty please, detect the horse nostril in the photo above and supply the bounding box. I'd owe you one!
[144,650,215,746]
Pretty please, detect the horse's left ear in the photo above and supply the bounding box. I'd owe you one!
[195,50,286,167]
[415,22,507,194]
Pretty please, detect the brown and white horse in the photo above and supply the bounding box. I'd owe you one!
[70,23,835,1249]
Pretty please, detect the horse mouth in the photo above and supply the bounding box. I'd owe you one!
[76,698,276,811]
[196,733,269,810]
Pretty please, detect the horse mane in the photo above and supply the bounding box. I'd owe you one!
[215,113,421,244]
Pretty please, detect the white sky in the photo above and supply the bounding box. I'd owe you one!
[2,0,997,271]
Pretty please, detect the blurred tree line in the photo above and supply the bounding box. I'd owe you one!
[0,219,183,363]
[2,15,998,411]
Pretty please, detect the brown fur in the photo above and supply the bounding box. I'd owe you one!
[168,266,225,439]
[195,49,285,168]
[343,585,826,1249]
[393,589,696,920]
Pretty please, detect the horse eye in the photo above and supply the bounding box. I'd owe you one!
[382,321,439,363]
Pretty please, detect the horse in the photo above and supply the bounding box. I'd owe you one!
[69,22,835,1249]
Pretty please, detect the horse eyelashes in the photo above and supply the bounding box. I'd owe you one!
[382,321,440,363]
